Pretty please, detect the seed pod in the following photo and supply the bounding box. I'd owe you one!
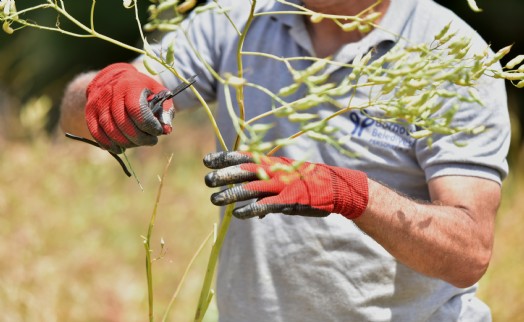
[307,73,330,84]
[123,0,133,8]
[251,123,275,133]
[497,72,524,81]
[434,22,452,41]
[226,74,247,87]
[142,59,158,75]
[177,0,197,14]
[309,83,336,94]
[364,12,382,23]
[288,113,319,122]
[307,131,331,143]
[2,21,14,34]
[165,42,175,65]
[358,23,371,33]
[485,45,513,67]
[341,21,359,32]
[274,106,294,117]
[310,13,323,23]
[467,0,483,12]
[410,129,432,139]
[278,83,301,96]
[291,95,325,111]
[505,55,524,70]
[471,125,486,135]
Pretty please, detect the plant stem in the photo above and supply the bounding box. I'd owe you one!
[194,203,235,322]
[162,229,214,322]
[144,154,174,322]
[233,0,257,150]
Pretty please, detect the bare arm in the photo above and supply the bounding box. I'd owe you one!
[354,175,500,288]
[59,71,97,139]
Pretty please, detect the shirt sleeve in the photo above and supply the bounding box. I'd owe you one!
[145,8,225,110]
[415,68,511,185]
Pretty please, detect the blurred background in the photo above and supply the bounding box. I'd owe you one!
[0,0,523,321]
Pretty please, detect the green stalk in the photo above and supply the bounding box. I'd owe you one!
[144,154,174,322]
[162,229,214,322]
[194,203,235,322]
[233,0,257,150]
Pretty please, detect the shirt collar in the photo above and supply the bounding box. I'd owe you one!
[268,0,419,52]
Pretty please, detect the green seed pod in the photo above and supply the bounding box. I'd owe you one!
[434,22,452,41]
[438,31,457,45]
[274,106,294,117]
[471,125,486,135]
[256,167,270,181]
[358,23,371,33]
[341,21,359,32]
[301,120,326,132]
[165,42,175,65]
[123,0,133,8]
[291,95,325,111]
[368,76,392,84]
[505,55,524,70]
[516,80,524,88]
[307,131,331,143]
[309,83,336,94]
[410,129,432,139]
[307,73,330,84]
[278,82,301,97]
[2,21,13,34]
[467,0,483,12]
[364,12,382,23]
[497,72,524,81]
[485,45,513,67]
[251,123,275,133]
[288,113,319,122]
[226,74,247,87]
[310,13,323,23]
[177,0,197,14]
[142,59,158,75]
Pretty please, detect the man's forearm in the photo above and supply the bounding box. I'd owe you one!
[59,71,97,138]
[353,176,499,288]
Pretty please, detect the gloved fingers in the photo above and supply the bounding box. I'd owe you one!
[210,178,284,205]
[110,94,159,147]
[86,112,128,154]
[232,202,283,219]
[123,88,164,136]
[210,185,270,206]
[203,151,255,169]
[233,198,330,219]
[205,163,271,187]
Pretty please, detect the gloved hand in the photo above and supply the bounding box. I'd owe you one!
[204,151,369,219]
[85,63,174,154]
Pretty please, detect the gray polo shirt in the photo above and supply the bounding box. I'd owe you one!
[150,0,510,321]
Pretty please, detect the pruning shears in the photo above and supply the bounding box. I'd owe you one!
[65,75,198,177]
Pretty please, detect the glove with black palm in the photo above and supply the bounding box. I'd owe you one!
[204,151,369,219]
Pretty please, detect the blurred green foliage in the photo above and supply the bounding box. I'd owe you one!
[0,0,149,137]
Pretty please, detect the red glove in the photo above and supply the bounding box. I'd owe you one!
[204,151,369,219]
[85,63,174,154]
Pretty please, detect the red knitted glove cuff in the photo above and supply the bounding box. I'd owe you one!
[331,168,369,219]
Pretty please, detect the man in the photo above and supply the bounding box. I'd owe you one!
[60,0,510,321]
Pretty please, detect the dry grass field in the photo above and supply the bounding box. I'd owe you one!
[1,109,523,321]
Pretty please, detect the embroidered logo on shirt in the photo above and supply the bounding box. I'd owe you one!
[348,110,416,151]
